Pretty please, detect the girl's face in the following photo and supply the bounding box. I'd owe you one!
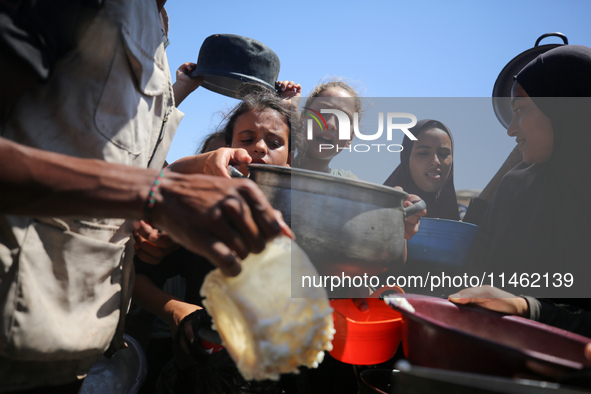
[508,82,554,164]
[231,109,290,166]
[409,128,453,193]
[304,87,356,160]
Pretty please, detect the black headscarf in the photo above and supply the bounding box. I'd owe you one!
[468,45,591,299]
[383,119,459,220]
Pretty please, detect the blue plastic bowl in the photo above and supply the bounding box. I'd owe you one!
[406,218,479,267]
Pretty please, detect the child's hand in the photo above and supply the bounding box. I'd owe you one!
[393,188,427,240]
[202,147,253,178]
[133,220,179,264]
[176,62,200,85]
[276,80,301,108]
[173,62,203,106]
[165,148,253,178]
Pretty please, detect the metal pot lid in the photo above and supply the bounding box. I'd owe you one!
[492,33,568,129]
[191,34,280,99]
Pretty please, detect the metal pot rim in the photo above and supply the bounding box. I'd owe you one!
[248,164,409,199]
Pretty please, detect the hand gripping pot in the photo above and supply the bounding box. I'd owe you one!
[200,236,335,381]
[191,34,280,98]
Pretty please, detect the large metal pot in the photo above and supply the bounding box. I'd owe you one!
[248,164,426,271]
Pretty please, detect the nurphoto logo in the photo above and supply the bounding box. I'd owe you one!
[303,108,418,153]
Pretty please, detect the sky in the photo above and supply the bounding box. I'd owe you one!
[163,0,591,191]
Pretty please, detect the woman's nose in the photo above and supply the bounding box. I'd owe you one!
[507,115,519,137]
[430,154,441,166]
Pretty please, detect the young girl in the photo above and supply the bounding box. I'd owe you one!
[291,80,362,179]
[383,119,459,220]
[166,86,297,178]
[131,88,296,393]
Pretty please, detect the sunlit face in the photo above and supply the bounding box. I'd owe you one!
[507,82,554,164]
[304,87,357,160]
[409,128,453,193]
[231,109,290,167]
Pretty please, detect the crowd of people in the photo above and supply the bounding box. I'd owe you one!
[1,1,591,393]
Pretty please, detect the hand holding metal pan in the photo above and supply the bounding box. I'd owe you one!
[385,294,591,379]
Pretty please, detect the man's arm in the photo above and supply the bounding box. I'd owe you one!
[0,137,154,218]
[0,137,291,276]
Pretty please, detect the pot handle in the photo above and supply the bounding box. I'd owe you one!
[535,32,568,47]
[404,199,427,217]
[228,165,247,178]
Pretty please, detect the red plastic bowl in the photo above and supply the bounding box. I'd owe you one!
[329,298,403,365]
[386,295,591,377]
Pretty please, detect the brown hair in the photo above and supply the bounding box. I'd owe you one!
[304,80,363,119]
[218,85,301,153]
[196,131,226,154]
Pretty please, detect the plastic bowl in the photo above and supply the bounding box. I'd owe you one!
[329,298,403,365]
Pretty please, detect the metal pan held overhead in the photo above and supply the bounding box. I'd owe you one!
[492,32,568,129]
[190,34,280,99]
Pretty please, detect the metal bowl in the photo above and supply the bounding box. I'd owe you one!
[191,34,280,98]
[406,218,479,267]
[393,360,591,394]
[80,334,147,394]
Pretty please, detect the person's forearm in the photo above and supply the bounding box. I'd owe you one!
[133,274,200,331]
[0,137,158,218]
[172,81,190,107]
[166,153,206,174]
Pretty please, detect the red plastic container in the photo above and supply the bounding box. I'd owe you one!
[329,298,403,365]
[386,295,591,378]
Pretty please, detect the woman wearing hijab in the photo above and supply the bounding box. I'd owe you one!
[384,119,459,220]
[450,45,591,337]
